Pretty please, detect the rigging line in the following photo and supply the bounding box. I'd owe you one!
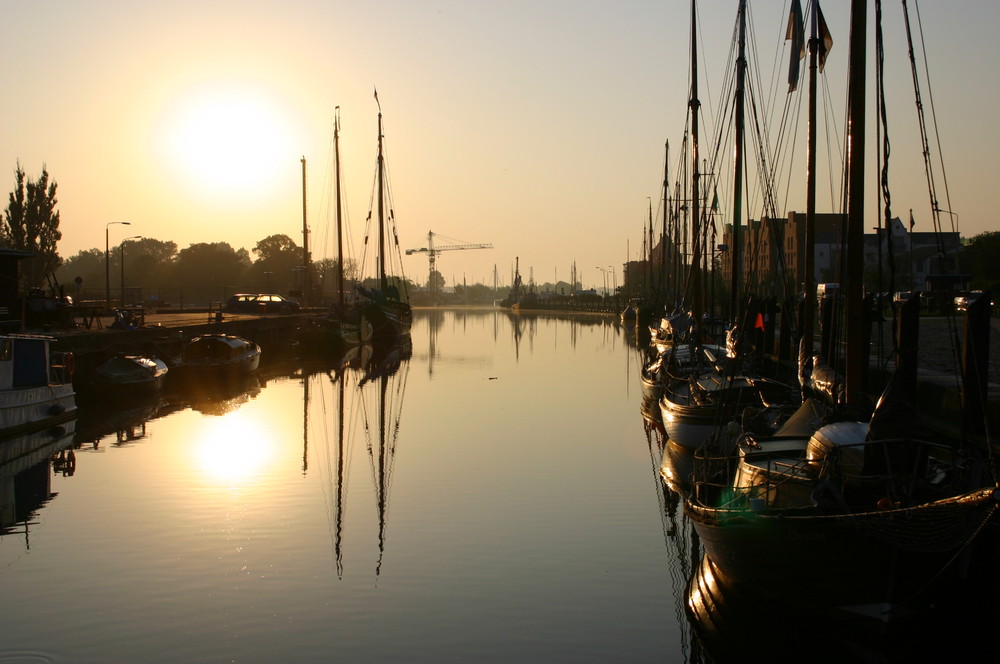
[746,74,780,219]
[765,89,793,216]
[875,0,896,364]
[759,0,793,147]
[913,0,955,229]
[742,30,777,220]
[901,0,944,241]
[820,73,844,213]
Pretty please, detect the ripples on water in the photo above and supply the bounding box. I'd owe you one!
[1,309,997,663]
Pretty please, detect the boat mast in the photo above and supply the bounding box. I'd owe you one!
[802,0,820,375]
[301,156,312,305]
[661,141,670,305]
[376,92,387,293]
[845,0,867,404]
[647,200,654,300]
[335,108,346,311]
[689,0,703,341]
[730,0,747,321]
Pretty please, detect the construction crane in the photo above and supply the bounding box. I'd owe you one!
[406,231,492,293]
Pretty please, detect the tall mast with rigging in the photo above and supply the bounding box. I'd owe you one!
[730,0,747,321]
[689,0,703,341]
[334,108,346,311]
[375,92,388,293]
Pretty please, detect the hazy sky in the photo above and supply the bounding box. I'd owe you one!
[2,1,997,290]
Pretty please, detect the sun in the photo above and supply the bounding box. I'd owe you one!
[158,84,298,199]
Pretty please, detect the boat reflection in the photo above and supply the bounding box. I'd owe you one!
[185,375,262,416]
[310,336,412,579]
[1,421,76,545]
[684,550,1000,662]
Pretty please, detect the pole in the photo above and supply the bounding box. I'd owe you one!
[301,156,311,306]
[105,221,131,309]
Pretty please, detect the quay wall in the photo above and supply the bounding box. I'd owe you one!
[52,313,308,382]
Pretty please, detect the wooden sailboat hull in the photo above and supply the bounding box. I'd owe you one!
[360,299,412,339]
[686,487,998,617]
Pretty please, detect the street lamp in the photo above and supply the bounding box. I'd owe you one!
[595,266,608,296]
[106,221,131,308]
[120,236,141,306]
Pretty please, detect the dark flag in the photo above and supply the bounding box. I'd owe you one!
[786,0,805,92]
[817,4,833,72]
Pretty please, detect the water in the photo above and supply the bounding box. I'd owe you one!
[1,310,697,663]
[6,309,998,663]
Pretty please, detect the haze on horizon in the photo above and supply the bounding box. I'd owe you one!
[2,1,996,291]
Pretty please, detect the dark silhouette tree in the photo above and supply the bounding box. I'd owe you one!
[962,231,1000,295]
[2,163,62,289]
[172,242,250,288]
[248,233,301,291]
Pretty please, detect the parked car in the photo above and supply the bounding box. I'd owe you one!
[226,293,300,314]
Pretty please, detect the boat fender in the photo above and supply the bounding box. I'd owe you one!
[48,403,66,416]
[64,352,75,382]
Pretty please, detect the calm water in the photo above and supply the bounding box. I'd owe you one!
[4,309,997,663]
[1,310,698,663]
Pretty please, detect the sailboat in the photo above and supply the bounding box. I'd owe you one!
[356,91,413,339]
[300,108,374,351]
[656,0,796,451]
[682,0,998,619]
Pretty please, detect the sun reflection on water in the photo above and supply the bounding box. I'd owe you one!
[193,413,277,486]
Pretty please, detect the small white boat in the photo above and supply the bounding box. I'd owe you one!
[0,334,76,439]
[93,354,168,396]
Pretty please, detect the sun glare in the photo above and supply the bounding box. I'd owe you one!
[159,85,297,199]
[194,414,277,485]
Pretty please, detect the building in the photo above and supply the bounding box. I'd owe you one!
[719,212,964,300]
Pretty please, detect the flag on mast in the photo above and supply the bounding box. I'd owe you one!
[817,4,833,73]
[786,0,805,92]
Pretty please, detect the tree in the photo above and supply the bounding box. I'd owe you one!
[427,269,446,293]
[962,231,1000,295]
[57,248,105,297]
[248,233,303,292]
[2,163,62,289]
[122,238,178,289]
[171,242,250,288]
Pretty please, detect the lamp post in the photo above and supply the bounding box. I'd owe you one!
[106,221,131,309]
[595,266,608,297]
[120,236,141,306]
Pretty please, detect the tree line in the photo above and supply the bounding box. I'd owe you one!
[4,164,1000,304]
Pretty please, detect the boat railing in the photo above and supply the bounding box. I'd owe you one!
[692,436,968,513]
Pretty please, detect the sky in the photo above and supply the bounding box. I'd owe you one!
[2,0,998,291]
